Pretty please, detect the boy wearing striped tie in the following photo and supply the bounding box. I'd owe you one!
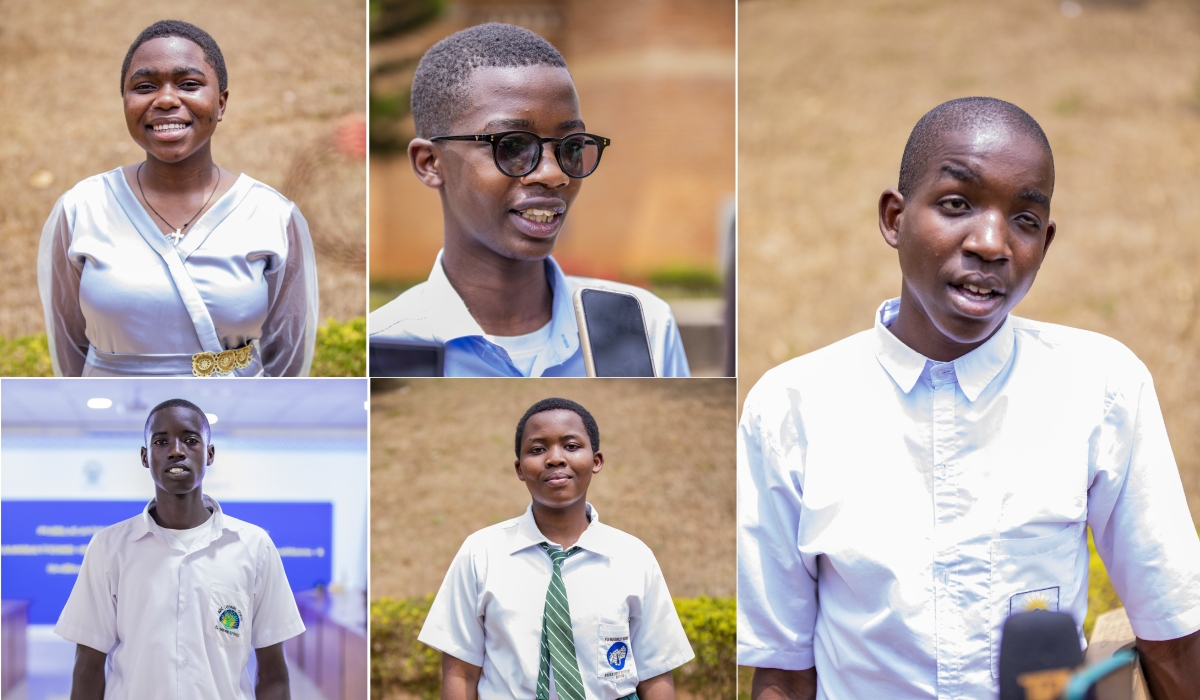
[419,398,695,699]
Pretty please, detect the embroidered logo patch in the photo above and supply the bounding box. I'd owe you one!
[606,641,629,670]
[1009,587,1060,615]
[216,605,243,638]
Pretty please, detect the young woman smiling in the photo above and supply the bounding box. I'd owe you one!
[37,20,318,377]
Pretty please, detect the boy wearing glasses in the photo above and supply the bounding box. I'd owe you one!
[368,23,689,377]
[737,98,1200,699]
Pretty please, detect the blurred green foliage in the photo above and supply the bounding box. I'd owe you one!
[370,0,445,41]
[369,0,445,153]
[0,333,53,376]
[311,316,366,377]
[370,595,736,698]
[0,317,364,377]
[649,265,723,297]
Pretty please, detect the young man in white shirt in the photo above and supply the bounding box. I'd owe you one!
[367,23,689,377]
[737,97,1200,699]
[56,399,305,700]
[419,398,695,699]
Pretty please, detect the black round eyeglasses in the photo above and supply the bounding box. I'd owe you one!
[429,130,611,179]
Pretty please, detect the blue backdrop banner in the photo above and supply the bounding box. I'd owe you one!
[1,500,333,624]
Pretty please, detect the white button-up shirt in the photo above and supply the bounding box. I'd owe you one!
[419,504,695,700]
[737,298,1200,700]
[368,251,690,377]
[55,496,306,700]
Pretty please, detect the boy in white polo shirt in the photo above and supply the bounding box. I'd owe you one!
[55,398,305,700]
[737,98,1200,699]
[418,398,695,699]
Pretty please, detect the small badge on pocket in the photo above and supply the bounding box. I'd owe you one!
[215,604,244,640]
[597,624,634,682]
[1009,586,1060,615]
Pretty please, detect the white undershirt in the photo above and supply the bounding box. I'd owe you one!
[163,510,214,550]
[486,321,553,377]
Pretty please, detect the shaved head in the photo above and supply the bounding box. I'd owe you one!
[898,97,1053,198]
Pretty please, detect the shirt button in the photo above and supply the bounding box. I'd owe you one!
[940,571,949,583]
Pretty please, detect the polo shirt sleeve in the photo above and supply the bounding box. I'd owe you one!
[55,530,118,654]
[418,538,486,667]
[629,553,694,679]
[737,376,819,670]
[1086,362,1200,641]
[250,539,306,648]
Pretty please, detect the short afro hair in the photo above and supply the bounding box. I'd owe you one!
[121,20,227,94]
[144,398,211,443]
[514,398,599,456]
[897,97,1053,199]
[411,22,568,139]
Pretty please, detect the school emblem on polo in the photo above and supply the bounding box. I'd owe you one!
[606,641,628,670]
[216,605,243,637]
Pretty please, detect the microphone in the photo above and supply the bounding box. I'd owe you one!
[998,611,1084,700]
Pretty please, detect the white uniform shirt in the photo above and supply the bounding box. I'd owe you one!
[368,251,690,377]
[55,495,306,700]
[419,504,695,700]
[737,298,1200,700]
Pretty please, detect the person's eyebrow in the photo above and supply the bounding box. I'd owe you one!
[1018,188,1050,207]
[129,65,207,81]
[560,119,586,131]
[482,118,534,131]
[938,163,984,187]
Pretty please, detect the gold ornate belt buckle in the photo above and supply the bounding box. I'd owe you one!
[192,344,255,377]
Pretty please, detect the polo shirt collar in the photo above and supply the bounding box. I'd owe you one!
[421,250,581,373]
[872,297,1016,402]
[130,494,241,544]
[509,502,615,557]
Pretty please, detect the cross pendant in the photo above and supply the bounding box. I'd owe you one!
[167,228,184,245]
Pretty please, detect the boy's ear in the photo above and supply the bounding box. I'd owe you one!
[514,459,526,482]
[141,446,149,469]
[879,188,905,250]
[207,444,215,466]
[591,450,604,474]
[409,138,445,189]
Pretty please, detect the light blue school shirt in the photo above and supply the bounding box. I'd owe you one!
[368,251,690,377]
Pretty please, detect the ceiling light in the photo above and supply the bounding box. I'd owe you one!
[206,413,219,425]
[87,398,112,409]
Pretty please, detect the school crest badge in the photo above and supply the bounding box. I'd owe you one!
[1009,586,1060,615]
[606,641,629,670]
[215,604,244,639]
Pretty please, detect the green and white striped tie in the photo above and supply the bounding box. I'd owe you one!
[537,543,586,700]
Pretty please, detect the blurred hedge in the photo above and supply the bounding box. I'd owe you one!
[0,316,364,377]
[371,595,736,699]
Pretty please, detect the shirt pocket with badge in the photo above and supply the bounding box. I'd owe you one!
[596,621,636,684]
[207,583,252,647]
[987,521,1087,679]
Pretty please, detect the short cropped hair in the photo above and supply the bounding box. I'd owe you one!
[144,398,211,443]
[514,398,599,456]
[898,97,1053,198]
[121,20,228,94]
[411,22,568,138]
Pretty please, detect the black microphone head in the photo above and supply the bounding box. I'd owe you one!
[999,611,1084,700]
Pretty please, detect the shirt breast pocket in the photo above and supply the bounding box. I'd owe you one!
[988,521,1086,679]
[596,622,636,683]
[207,584,251,646]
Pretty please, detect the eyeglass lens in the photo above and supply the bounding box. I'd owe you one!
[495,133,601,178]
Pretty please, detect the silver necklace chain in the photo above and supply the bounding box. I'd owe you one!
[136,162,221,245]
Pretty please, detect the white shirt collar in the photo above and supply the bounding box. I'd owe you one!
[872,297,1016,402]
[508,502,616,557]
[420,251,581,373]
[130,494,240,545]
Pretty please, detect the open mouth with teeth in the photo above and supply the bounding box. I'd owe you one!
[518,208,559,224]
[953,283,1002,302]
[166,466,190,476]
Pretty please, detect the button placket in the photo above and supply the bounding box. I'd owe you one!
[930,363,963,696]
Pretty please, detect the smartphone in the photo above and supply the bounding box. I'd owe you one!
[368,338,444,377]
[573,287,656,377]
